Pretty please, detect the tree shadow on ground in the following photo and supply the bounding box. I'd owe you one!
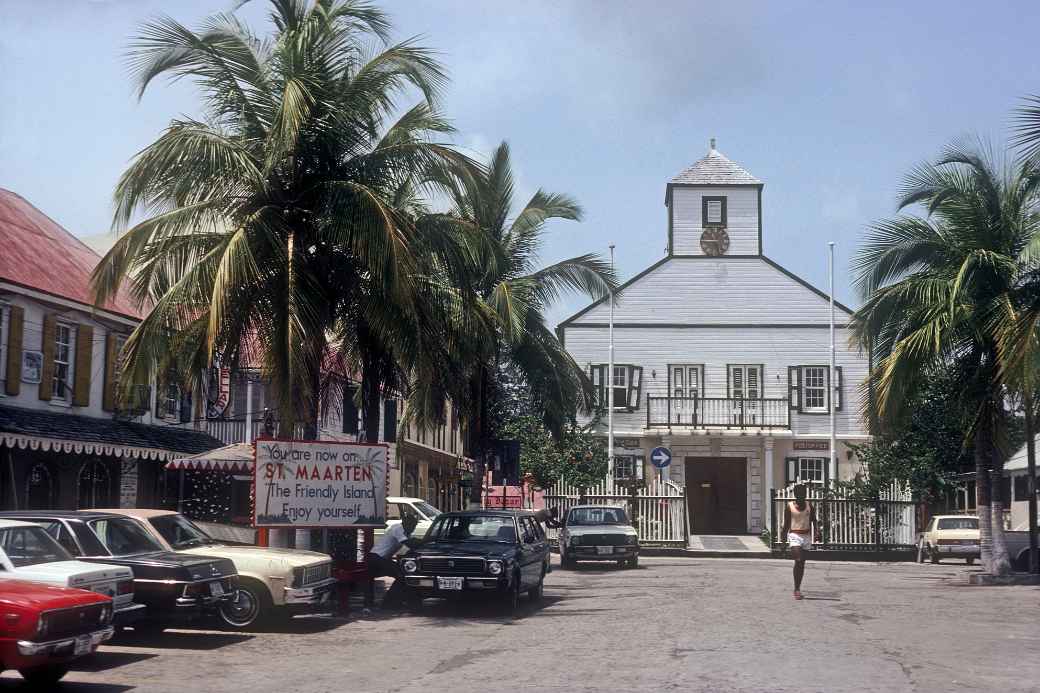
[0,677,134,692]
[114,629,253,650]
[72,651,158,672]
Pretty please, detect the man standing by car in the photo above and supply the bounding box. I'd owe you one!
[781,484,820,600]
[367,514,419,610]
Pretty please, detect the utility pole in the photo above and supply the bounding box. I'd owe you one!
[828,242,837,485]
[607,244,615,488]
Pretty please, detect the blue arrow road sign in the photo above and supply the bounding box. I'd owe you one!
[650,446,672,469]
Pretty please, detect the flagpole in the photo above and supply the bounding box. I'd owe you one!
[828,242,837,485]
[607,244,615,488]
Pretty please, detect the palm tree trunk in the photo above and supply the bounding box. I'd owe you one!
[976,411,993,571]
[1026,393,1039,574]
[467,366,488,508]
[989,424,1011,575]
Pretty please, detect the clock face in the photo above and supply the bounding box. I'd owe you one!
[700,227,730,256]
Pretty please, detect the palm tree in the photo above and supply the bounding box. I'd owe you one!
[851,141,1040,575]
[408,142,617,504]
[1013,94,1040,162]
[92,0,474,439]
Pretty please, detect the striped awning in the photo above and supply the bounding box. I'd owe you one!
[165,442,254,473]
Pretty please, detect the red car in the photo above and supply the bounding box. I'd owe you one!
[0,579,114,686]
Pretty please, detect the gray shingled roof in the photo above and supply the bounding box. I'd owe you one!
[670,144,762,186]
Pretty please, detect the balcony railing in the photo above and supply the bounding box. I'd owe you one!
[171,417,306,446]
[646,396,790,430]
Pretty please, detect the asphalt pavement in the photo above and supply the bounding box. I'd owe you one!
[5,556,1038,692]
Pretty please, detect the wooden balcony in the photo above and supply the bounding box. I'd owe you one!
[645,396,790,430]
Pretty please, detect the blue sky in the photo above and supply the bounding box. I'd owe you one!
[2,1,1039,326]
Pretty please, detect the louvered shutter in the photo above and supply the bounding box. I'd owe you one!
[785,458,798,484]
[5,306,23,396]
[730,366,743,399]
[590,365,605,407]
[628,366,643,410]
[72,324,92,407]
[788,366,801,411]
[748,366,761,400]
[102,333,118,411]
[834,366,844,411]
[38,314,56,401]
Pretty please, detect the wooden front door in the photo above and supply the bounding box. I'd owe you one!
[685,458,747,534]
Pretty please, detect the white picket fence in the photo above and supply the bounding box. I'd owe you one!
[771,482,916,548]
[543,479,687,546]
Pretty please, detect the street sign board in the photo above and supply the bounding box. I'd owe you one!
[650,446,672,469]
[253,438,387,528]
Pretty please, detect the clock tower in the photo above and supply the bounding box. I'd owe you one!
[665,139,763,257]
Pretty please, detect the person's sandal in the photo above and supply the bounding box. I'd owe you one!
[793,590,803,600]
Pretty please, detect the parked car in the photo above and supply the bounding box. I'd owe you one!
[917,515,980,564]
[0,511,238,633]
[559,505,640,569]
[398,510,550,611]
[1004,531,1039,572]
[382,497,442,540]
[96,509,336,629]
[0,579,114,686]
[0,519,145,626]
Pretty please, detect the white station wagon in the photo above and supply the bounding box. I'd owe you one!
[917,515,980,565]
[0,519,145,625]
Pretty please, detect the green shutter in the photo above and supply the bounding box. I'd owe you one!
[4,306,23,396]
[72,324,93,407]
[38,314,56,401]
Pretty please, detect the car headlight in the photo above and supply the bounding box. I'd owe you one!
[402,559,418,574]
[487,560,503,575]
[35,614,48,638]
[570,535,581,546]
[625,535,638,545]
[291,567,304,588]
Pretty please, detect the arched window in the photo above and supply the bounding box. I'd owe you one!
[78,459,117,509]
[25,463,55,510]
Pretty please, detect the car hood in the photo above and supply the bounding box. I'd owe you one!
[83,552,238,580]
[408,540,516,559]
[11,560,133,587]
[566,525,638,537]
[0,579,111,610]
[181,544,330,569]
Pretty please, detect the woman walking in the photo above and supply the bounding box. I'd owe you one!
[781,484,820,600]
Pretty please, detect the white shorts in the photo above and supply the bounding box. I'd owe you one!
[788,532,813,550]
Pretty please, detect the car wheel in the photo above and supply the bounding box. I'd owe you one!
[19,665,70,686]
[966,557,975,566]
[616,559,625,568]
[220,579,272,630]
[627,556,639,569]
[929,545,939,564]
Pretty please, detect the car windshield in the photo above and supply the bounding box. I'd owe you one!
[426,515,517,543]
[0,525,73,567]
[149,514,216,549]
[937,517,979,530]
[88,518,165,555]
[567,507,629,526]
[415,502,442,519]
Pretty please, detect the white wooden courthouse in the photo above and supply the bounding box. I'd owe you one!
[558,141,871,537]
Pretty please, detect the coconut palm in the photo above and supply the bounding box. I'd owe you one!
[852,141,1040,575]
[1013,94,1040,162]
[407,142,618,502]
[91,0,475,438]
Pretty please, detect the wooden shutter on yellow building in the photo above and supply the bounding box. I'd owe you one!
[4,306,24,396]
[72,324,93,407]
[38,314,56,401]
[102,332,118,412]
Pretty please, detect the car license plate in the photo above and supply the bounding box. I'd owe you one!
[437,577,463,591]
[597,546,614,555]
[209,581,225,597]
[74,635,91,656]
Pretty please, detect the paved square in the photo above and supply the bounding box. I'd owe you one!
[10,557,1037,692]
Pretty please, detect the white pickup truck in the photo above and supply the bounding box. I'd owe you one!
[0,519,145,626]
